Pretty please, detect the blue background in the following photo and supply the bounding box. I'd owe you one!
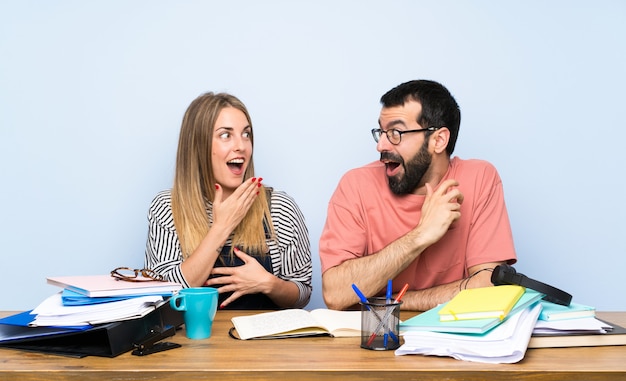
[1,0,624,311]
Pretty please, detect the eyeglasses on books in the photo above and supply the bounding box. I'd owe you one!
[110,267,165,282]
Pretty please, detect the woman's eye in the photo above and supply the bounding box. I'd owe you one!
[242,131,251,139]
[219,132,230,139]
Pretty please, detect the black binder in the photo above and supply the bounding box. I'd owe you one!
[0,302,183,357]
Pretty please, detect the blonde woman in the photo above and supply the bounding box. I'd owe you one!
[145,92,312,309]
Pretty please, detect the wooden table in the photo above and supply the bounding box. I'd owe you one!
[1,310,625,380]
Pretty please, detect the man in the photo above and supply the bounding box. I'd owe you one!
[319,80,516,311]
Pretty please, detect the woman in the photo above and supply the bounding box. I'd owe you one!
[145,92,312,309]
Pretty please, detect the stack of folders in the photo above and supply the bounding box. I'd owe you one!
[20,274,182,327]
[0,274,184,357]
[397,286,544,363]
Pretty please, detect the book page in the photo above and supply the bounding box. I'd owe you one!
[231,309,328,340]
[309,309,361,337]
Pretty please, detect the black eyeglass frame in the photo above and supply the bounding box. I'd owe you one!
[371,126,440,145]
[110,267,166,282]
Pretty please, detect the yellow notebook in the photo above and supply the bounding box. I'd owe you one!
[438,285,525,322]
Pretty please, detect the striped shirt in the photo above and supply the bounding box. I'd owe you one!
[144,189,312,309]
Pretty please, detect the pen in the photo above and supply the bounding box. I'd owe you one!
[351,284,370,309]
[384,280,392,348]
[366,283,409,347]
[395,283,409,302]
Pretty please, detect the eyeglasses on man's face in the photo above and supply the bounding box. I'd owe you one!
[110,267,165,282]
[371,126,440,145]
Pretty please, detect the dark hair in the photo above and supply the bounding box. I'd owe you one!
[380,80,461,155]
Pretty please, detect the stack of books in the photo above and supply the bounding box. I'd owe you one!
[398,286,626,362]
[401,286,541,335]
[398,285,543,363]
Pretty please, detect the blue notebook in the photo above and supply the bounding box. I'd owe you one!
[400,289,543,334]
[538,300,595,321]
[61,288,173,306]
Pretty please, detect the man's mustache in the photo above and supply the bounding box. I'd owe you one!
[380,151,403,164]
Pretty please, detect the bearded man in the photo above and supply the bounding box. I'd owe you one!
[319,80,517,311]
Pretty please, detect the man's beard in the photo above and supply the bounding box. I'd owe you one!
[384,140,431,195]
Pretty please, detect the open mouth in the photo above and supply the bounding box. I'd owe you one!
[385,161,400,171]
[380,152,403,177]
[227,158,245,174]
[384,161,401,177]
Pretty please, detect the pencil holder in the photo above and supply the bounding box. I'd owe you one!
[359,297,402,350]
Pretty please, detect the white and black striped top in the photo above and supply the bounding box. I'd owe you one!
[144,189,313,309]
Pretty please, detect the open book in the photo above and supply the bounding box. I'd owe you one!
[231,309,361,340]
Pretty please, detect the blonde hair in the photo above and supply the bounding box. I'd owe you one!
[171,92,274,259]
